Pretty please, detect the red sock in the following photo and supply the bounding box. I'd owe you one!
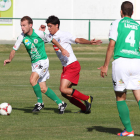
[70,97,86,111]
[72,89,89,101]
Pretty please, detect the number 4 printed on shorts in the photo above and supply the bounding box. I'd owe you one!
[125,30,135,47]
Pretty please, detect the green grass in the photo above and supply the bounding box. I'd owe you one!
[0,44,140,140]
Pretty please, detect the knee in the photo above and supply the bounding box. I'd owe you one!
[30,78,36,86]
[40,87,47,93]
[59,86,66,94]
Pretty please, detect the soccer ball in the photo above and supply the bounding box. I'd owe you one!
[0,102,12,115]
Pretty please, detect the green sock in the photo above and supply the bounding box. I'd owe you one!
[33,84,43,103]
[45,87,62,105]
[138,100,140,110]
[116,100,132,132]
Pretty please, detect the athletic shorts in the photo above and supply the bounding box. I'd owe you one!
[61,61,81,85]
[112,57,140,91]
[32,58,50,83]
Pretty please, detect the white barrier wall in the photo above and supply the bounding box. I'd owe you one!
[0,0,140,41]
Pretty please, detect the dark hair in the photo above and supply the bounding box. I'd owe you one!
[46,15,60,28]
[21,16,33,24]
[121,1,133,17]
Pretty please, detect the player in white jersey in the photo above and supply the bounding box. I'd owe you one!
[40,15,102,113]
[98,1,140,136]
[4,16,69,114]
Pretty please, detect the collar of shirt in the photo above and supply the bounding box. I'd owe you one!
[52,30,60,37]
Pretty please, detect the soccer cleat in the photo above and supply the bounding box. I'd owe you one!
[32,102,44,113]
[117,130,134,137]
[75,109,91,114]
[84,95,93,113]
[58,102,67,114]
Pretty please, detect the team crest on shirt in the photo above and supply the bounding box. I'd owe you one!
[57,38,61,43]
[34,39,38,44]
[25,39,31,46]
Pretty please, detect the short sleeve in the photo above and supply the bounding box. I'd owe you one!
[34,30,53,43]
[13,33,24,50]
[109,19,121,42]
[65,32,77,44]
[44,33,53,43]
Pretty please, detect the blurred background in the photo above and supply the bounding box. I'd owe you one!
[0,0,140,42]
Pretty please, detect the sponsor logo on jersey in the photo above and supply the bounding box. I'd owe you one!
[25,39,31,46]
[34,39,38,44]
[119,79,124,84]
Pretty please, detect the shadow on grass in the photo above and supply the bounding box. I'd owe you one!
[12,107,72,114]
[87,126,140,136]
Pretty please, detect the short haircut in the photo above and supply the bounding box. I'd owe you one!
[46,15,60,28]
[121,1,133,17]
[21,16,33,24]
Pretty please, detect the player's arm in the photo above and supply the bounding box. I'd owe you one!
[98,39,115,78]
[4,34,23,66]
[4,49,16,65]
[51,38,70,57]
[75,38,102,45]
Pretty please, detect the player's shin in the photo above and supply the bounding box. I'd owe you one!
[117,100,133,132]
[33,84,43,103]
[70,97,86,111]
[71,89,89,101]
[45,87,62,104]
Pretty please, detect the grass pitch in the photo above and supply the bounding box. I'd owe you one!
[0,44,140,140]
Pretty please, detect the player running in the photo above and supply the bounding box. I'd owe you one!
[98,1,140,136]
[40,16,102,113]
[4,16,69,114]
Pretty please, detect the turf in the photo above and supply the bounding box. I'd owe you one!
[0,44,140,140]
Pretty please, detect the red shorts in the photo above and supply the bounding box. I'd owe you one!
[61,61,81,85]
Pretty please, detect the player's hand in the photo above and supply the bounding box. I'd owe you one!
[98,65,108,78]
[91,39,102,45]
[61,49,70,57]
[39,25,46,31]
[4,59,11,66]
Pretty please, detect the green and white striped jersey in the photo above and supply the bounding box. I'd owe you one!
[109,17,140,59]
[13,29,53,63]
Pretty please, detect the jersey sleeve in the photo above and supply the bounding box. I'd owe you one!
[109,19,121,42]
[34,29,53,43]
[65,32,77,44]
[13,33,24,51]
[44,33,53,43]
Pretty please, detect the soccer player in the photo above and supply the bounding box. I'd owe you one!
[40,15,102,113]
[4,16,69,114]
[98,1,140,136]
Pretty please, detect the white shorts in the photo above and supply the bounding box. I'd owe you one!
[112,57,140,91]
[32,58,50,83]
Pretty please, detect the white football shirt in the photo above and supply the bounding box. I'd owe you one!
[51,30,77,66]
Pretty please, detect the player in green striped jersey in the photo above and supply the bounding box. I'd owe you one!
[4,16,69,114]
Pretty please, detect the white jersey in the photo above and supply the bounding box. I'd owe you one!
[51,30,77,66]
